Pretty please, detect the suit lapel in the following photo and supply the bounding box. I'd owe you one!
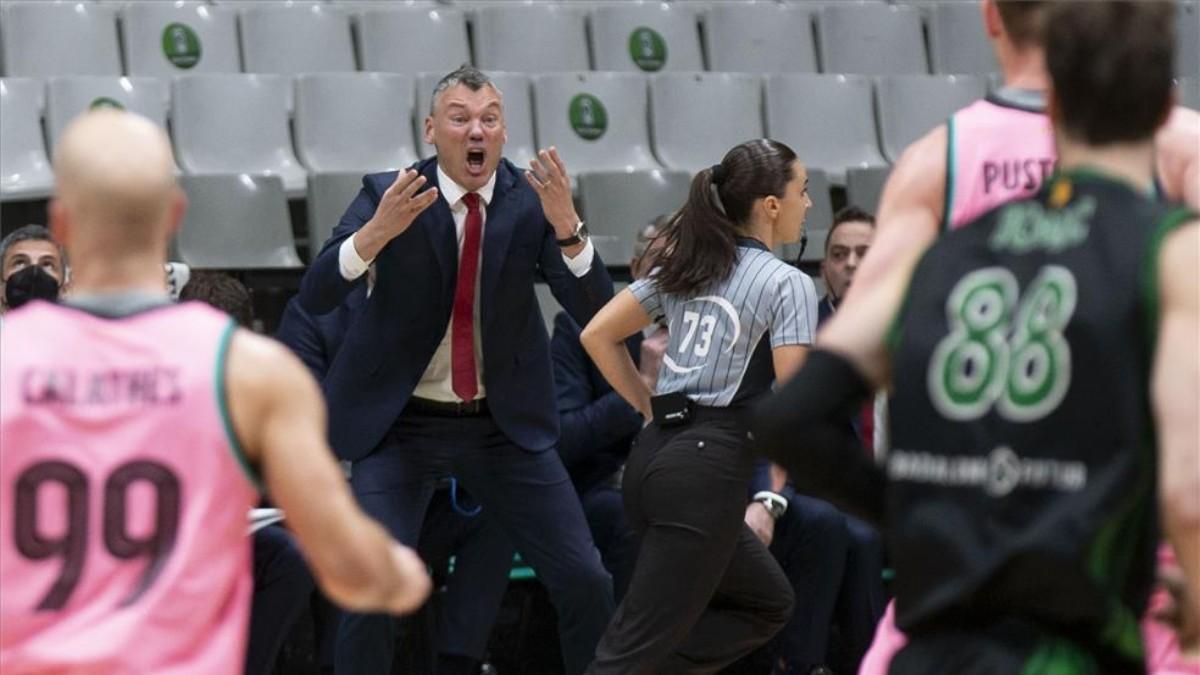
[480,162,520,327]
[423,162,458,296]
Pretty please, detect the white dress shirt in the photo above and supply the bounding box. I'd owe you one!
[337,165,596,402]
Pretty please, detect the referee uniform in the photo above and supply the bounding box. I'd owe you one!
[589,237,818,673]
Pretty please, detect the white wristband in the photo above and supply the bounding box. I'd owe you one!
[752,491,788,517]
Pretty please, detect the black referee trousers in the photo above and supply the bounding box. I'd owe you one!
[588,408,794,674]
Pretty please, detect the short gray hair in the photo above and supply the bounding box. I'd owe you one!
[430,65,503,116]
[0,225,65,274]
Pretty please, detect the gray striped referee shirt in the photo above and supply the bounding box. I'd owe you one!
[629,238,818,407]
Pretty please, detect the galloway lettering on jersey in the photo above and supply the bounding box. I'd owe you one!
[887,446,1088,498]
[982,158,1056,195]
[21,367,183,406]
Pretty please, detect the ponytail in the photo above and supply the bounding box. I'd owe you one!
[653,166,739,297]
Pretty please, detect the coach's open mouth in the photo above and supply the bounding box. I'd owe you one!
[466,148,486,175]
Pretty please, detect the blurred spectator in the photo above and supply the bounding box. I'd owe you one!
[0,225,66,313]
[817,207,875,323]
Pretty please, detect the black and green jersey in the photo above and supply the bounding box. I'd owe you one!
[885,167,1196,671]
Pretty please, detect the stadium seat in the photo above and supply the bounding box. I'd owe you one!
[209,0,323,9]
[175,174,302,269]
[927,1,998,75]
[330,0,438,8]
[172,74,307,196]
[45,76,170,154]
[764,73,885,184]
[780,167,832,263]
[1178,1,1199,79]
[876,74,987,162]
[295,72,418,173]
[415,71,537,172]
[0,78,54,201]
[121,1,241,77]
[474,4,590,73]
[355,6,470,76]
[577,169,691,265]
[307,171,365,261]
[240,3,356,75]
[1179,77,1200,111]
[0,1,122,78]
[704,2,818,74]
[845,165,890,215]
[816,3,928,75]
[590,3,704,73]
[531,72,660,175]
[649,72,763,174]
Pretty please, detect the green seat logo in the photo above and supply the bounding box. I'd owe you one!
[162,23,202,70]
[89,97,125,111]
[628,27,667,72]
[569,93,608,141]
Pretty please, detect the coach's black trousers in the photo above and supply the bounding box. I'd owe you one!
[588,409,794,674]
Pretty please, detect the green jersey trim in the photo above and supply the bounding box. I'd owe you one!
[215,319,264,492]
[1021,637,1099,675]
[941,117,956,234]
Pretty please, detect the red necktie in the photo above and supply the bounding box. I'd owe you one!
[452,192,483,402]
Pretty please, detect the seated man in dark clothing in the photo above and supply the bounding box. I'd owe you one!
[275,277,514,675]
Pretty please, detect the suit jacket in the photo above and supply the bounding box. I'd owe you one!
[550,311,643,494]
[275,286,367,381]
[298,157,613,460]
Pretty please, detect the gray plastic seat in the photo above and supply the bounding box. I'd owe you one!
[1179,77,1200,111]
[0,78,54,201]
[532,72,660,175]
[705,2,817,74]
[474,4,589,73]
[764,73,885,184]
[590,3,703,73]
[355,6,469,75]
[209,0,323,9]
[649,72,763,174]
[876,74,987,162]
[928,1,998,75]
[1,1,122,77]
[172,74,307,196]
[577,170,691,266]
[817,3,928,75]
[295,73,418,173]
[1179,1,1199,78]
[175,174,302,269]
[45,77,170,155]
[415,71,537,171]
[780,167,832,263]
[240,3,356,75]
[307,171,366,261]
[121,1,241,77]
[845,165,890,215]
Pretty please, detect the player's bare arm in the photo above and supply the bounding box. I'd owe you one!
[1152,221,1200,620]
[1155,106,1200,209]
[842,125,947,306]
[226,331,432,614]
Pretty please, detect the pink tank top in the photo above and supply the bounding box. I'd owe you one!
[945,95,1056,230]
[0,300,260,675]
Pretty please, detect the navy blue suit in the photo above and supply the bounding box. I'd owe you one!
[550,312,641,601]
[275,293,515,671]
[298,157,616,675]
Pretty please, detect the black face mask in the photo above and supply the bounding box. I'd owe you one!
[4,265,60,310]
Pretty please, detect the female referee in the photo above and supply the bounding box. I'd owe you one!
[581,139,820,673]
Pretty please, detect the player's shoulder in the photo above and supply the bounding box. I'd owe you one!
[226,329,319,395]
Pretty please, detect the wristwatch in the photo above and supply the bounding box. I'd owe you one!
[556,220,589,248]
[753,491,788,520]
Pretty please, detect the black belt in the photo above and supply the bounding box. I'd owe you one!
[407,396,489,417]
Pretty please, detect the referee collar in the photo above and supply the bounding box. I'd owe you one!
[735,236,770,252]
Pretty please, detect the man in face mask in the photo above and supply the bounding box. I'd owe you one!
[0,225,67,313]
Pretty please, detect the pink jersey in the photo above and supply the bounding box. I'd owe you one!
[0,300,259,675]
[945,95,1056,230]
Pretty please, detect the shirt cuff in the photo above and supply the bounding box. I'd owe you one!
[562,238,596,278]
[338,234,372,281]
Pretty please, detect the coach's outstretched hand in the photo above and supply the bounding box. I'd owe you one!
[354,169,440,263]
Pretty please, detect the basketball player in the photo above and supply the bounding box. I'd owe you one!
[847,0,1198,307]
[754,2,1198,672]
[0,109,431,673]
